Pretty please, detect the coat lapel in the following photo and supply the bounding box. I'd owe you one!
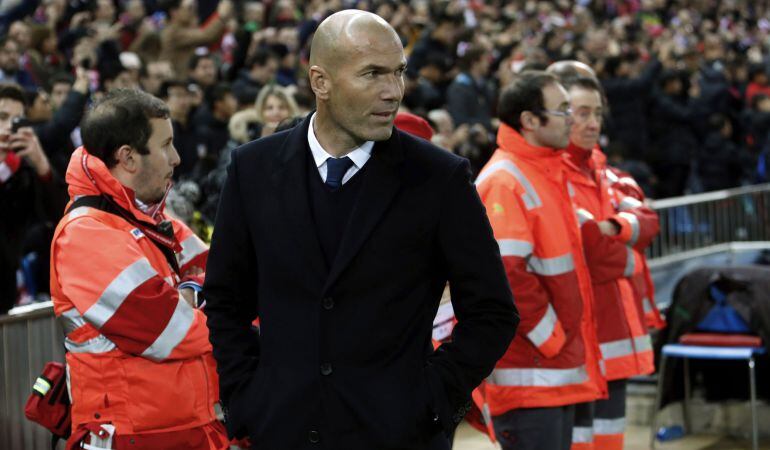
[323,131,405,293]
[272,116,327,279]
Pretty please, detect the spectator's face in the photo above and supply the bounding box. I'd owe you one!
[28,91,53,122]
[166,86,191,118]
[8,22,30,52]
[0,40,20,73]
[252,58,278,84]
[192,58,217,87]
[568,86,602,150]
[50,82,71,110]
[262,94,290,125]
[321,27,406,143]
[0,98,24,152]
[530,82,572,149]
[143,62,174,95]
[215,93,238,120]
[134,118,179,204]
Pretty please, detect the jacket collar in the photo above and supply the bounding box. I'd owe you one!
[66,147,164,224]
[497,123,564,167]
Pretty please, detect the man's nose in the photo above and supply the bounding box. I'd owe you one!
[381,74,404,102]
[170,145,181,167]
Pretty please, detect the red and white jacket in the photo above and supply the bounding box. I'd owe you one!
[50,147,223,443]
[605,166,666,330]
[564,144,658,380]
[474,125,606,414]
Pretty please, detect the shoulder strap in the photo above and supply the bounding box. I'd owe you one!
[67,195,181,275]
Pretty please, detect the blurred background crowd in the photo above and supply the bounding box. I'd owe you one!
[3,0,770,312]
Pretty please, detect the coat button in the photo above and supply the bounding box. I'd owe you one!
[322,297,334,310]
[308,430,320,443]
[320,363,333,376]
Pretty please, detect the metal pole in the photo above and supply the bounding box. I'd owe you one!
[683,357,692,433]
[749,356,758,450]
[650,355,668,449]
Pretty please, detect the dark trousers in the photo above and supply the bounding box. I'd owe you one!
[492,405,575,450]
[594,379,627,449]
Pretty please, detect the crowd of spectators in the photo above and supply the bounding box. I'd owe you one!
[3,0,770,311]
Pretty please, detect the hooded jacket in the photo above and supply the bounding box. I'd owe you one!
[50,147,223,443]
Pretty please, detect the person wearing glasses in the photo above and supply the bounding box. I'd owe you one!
[558,73,660,450]
[474,71,607,450]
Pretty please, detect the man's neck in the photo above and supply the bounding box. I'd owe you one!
[313,112,363,157]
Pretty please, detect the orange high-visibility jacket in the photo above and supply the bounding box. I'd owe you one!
[50,148,221,438]
[564,145,658,380]
[605,167,666,330]
[475,125,606,414]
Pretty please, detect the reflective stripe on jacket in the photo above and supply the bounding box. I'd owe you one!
[605,166,666,330]
[474,125,606,414]
[564,144,656,380]
[50,147,220,437]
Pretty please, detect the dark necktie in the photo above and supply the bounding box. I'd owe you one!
[325,156,354,189]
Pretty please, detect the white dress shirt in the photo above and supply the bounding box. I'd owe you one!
[307,113,373,185]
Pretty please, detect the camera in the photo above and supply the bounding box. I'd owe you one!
[11,117,31,133]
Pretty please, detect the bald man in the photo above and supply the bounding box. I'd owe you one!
[204,10,518,449]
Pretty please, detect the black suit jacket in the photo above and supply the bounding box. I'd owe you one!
[203,116,518,449]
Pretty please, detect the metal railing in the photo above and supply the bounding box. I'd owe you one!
[0,302,65,450]
[647,183,770,260]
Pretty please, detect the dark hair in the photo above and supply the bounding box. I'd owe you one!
[561,76,604,97]
[749,63,768,82]
[708,112,728,130]
[205,82,232,108]
[188,53,214,71]
[0,36,15,49]
[81,89,169,168]
[498,71,558,132]
[458,46,487,72]
[603,56,622,78]
[158,79,188,99]
[0,83,27,106]
[246,48,278,69]
[48,72,74,90]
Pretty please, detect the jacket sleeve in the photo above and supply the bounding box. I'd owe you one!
[202,148,260,437]
[172,218,209,276]
[36,90,88,149]
[430,160,518,435]
[479,178,565,358]
[609,191,660,250]
[580,218,643,283]
[52,216,211,362]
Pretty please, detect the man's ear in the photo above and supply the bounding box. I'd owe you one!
[114,145,139,173]
[520,111,539,131]
[309,65,331,101]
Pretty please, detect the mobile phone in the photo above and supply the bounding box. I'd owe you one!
[11,117,31,133]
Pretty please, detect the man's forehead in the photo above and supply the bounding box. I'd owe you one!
[543,83,569,106]
[569,87,602,106]
[0,98,24,115]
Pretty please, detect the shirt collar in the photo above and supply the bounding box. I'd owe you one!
[308,113,374,169]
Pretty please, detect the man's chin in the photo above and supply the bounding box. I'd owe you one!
[366,126,394,142]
